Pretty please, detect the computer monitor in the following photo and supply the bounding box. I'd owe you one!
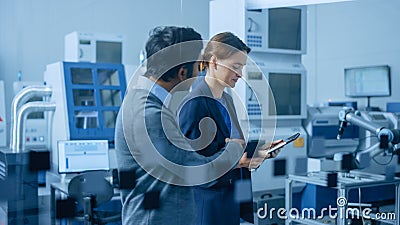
[58,140,109,174]
[345,65,391,98]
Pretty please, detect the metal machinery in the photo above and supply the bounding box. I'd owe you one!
[0,86,56,225]
[357,110,400,174]
[303,106,360,171]
[0,81,6,147]
[285,108,400,225]
[210,1,308,224]
[44,61,127,170]
[13,81,49,150]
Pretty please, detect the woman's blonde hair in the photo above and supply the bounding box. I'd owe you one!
[200,32,251,71]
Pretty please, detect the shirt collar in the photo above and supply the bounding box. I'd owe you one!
[135,76,172,107]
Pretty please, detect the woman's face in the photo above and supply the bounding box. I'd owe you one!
[213,50,247,88]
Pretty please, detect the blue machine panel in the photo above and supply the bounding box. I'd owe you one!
[63,62,126,146]
[387,102,400,113]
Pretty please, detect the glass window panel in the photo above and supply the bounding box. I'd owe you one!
[100,90,121,106]
[71,68,93,84]
[73,89,95,106]
[98,69,120,86]
[75,111,98,129]
[103,111,118,128]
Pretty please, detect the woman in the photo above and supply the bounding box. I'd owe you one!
[178,32,282,225]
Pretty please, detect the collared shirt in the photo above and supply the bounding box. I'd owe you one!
[150,80,172,107]
[135,75,172,107]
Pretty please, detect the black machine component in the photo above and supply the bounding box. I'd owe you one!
[0,149,39,225]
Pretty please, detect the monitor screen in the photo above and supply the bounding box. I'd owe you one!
[268,8,301,51]
[268,73,301,116]
[345,65,391,97]
[58,140,109,173]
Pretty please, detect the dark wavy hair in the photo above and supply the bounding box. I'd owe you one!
[144,26,203,82]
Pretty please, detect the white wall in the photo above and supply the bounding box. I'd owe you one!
[0,0,209,126]
[304,0,400,110]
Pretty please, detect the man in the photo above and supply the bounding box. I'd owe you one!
[114,26,244,225]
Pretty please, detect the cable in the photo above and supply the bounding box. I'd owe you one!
[371,152,394,166]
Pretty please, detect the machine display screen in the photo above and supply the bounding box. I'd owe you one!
[268,73,301,116]
[345,65,391,97]
[269,8,301,51]
[58,140,109,173]
[96,41,122,64]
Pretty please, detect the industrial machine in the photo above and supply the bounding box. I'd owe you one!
[0,86,56,225]
[65,31,126,64]
[303,106,360,171]
[338,109,400,172]
[285,108,400,225]
[44,61,127,169]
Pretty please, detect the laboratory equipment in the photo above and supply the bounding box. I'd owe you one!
[337,109,400,175]
[0,81,6,147]
[286,171,400,225]
[1,97,55,225]
[66,172,121,224]
[58,140,109,174]
[210,0,307,54]
[304,106,359,158]
[344,65,391,111]
[234,55,307,121]
[9,85,53,152]
[230,47,308,195]
[44,61,127,168]
[65,31,125,64]
[338,108,400,168]
[303,106,360,172]
[13,82,49,149]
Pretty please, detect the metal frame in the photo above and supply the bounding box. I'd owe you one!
[285,171,400,225]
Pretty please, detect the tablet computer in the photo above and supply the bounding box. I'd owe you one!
[263,132,300,155]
